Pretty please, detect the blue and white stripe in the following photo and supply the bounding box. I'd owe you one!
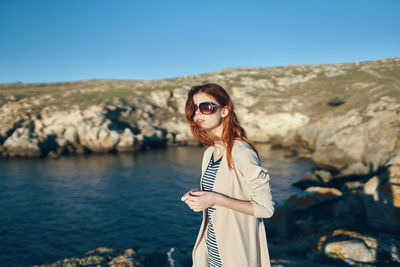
[201,154,222,267]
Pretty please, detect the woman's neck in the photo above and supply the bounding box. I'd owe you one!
[214,140,225,149]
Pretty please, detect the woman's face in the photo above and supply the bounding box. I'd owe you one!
[193,92,228,131]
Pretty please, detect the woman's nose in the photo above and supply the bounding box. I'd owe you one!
[194,106,201,115]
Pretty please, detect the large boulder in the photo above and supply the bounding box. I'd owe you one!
[116,128,140,152]
[293,97,399,172]
[3,127,41,157]
[316,229,400,265]
[268,187,344,244]
[361,181,400,234]
[286,186,342,210]
[242,112,310,143]
[77,125,120,152]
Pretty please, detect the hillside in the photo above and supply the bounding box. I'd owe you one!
[1,57,399,118]
[0,57,399,162]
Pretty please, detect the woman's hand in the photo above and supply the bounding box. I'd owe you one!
[181,189,198,202]
[181,190,217,212]
[181,189,255,216]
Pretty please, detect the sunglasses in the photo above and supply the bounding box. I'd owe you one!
[194,102,222,115]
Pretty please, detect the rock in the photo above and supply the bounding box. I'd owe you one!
[124,248,135,256]
[266,204,293,242]
[311,144,356,171]
[379,182,400,208]
[294,121,320,150]
[336,162,370,178]
[362,111,399,172]
[85,247,114,254]
[388,164,400,184]
[280,130,298,148]
[333,193,366,227]
[270,256,337,267]
[268,232,326,257]
[324,240,375,264]
[108,255,134,267]
[162,120,192,145]
[150,90,171,107]
[293,103,399,172]
[342,181,363,191]
[314,170,332,183]
[64,126,78,144]
[268,187,346,244]
[166,248,192,267]
[292,172,323,189]
[287,187,342,210]
[3,127,41,157]
[269,134,283,148]
[77,124,120,153]
[47,150,60,158]
[244,112,310,143]
[31,247,142,267]
[316,229,400,265]
[386,152,400,166]
[27,245,203,267]
[99,128,120,149]
[361,182,400,234]
[116,128,138,151]
[82,105,106,125]
[363,176,379,197]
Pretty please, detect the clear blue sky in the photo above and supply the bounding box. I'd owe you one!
[0,0,399,84]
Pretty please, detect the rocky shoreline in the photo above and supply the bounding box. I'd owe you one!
[26,246,338,267]
[28,247,192,267]
[2,57,399,266]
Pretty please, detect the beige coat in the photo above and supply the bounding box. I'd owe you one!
[192,140,275,267]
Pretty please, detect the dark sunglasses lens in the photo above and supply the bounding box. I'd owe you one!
[199,103,213,114]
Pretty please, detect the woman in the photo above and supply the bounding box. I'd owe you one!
[181,83,275,267]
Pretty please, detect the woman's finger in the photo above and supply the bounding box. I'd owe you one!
[181,193,188,201]
[181,189,197,201]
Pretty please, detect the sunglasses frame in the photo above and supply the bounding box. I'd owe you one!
[194,102,222,115]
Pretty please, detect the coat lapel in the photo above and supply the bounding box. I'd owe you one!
[211,148,228,195]
[200,146,214,189]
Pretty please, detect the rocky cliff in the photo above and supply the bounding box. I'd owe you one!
[1,58,399,163]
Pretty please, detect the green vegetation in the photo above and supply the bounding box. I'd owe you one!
[0,57,399,117]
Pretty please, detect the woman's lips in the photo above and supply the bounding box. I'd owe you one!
[195,119,204,125]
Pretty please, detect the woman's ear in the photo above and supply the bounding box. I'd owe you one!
[221,106,229,118]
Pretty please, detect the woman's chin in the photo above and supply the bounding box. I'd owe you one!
[198,124,208,130]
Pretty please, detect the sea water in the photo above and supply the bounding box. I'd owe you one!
[0,145,314,266]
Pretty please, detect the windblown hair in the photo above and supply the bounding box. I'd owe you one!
[185,83,259,169]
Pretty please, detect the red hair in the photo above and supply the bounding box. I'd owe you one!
[185,83,259,169]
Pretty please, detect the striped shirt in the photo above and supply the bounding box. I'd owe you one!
[202,153,223,267]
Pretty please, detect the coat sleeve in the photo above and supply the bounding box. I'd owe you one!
[233,142,275,218]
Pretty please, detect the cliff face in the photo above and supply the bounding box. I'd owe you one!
[1,58,399,168]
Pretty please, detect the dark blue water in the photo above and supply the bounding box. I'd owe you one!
[0,145,315,266]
